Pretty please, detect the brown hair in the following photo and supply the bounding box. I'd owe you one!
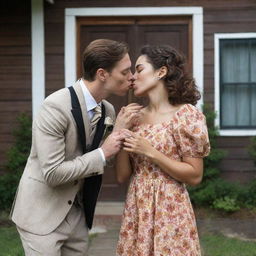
[140,45,201,105]
[82,39,129,81]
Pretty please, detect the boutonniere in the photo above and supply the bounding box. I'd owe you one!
[104,116,114,133]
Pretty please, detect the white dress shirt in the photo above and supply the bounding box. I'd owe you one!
[79,79,106,165]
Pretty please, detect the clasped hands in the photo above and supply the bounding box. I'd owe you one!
[112,103,153,156]
[101,103,153,159]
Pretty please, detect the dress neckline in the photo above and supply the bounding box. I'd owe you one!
[135,103,189,128]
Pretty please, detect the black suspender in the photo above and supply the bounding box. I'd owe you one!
[68,86,106,229]
[69,86,86,153]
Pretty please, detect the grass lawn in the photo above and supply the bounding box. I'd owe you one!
[200,234,256,256]
[0,223,256,256]
[0,226,24,256]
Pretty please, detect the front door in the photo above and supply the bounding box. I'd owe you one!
[77,16,192,201]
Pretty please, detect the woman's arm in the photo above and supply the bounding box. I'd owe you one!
[115,150,133,183]
[113,104,142,183]
[148,151,203,186]
[123,132,203,186]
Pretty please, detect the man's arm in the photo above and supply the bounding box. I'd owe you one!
[35,103,105,187]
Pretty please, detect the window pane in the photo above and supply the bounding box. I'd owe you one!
[221,85,236,126]
[221,40,249,83]
[251,41,256,82]
[237,84,250,126]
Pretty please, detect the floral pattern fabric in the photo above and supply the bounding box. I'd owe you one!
[116,104,210,256]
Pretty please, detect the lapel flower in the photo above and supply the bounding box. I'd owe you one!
[104,116,114,132]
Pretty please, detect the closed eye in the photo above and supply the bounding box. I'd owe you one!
[135,64,144,73]
[121,68,131,75]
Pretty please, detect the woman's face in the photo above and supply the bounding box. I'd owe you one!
[133,55,159,97]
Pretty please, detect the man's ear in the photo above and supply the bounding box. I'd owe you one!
[96,68,108,82]
[157,66,168,79]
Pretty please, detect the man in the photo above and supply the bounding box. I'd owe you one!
[11,39,141,255]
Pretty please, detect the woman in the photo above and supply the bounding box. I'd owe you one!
[116,45,210,256]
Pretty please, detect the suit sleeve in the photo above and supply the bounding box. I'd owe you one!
[34,102,104,187]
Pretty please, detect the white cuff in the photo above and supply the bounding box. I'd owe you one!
[98,148,106,166]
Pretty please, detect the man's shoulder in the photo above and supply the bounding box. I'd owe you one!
[44,87,70,107]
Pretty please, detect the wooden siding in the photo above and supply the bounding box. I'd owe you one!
[43,0,256,184]
[0,0,31,172]
[0,0,256,185]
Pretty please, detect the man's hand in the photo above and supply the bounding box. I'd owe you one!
[100,131,129,160]
[113,103,143,132]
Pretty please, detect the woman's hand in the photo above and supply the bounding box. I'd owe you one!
[113,103,143,132]
[123,130,155,157]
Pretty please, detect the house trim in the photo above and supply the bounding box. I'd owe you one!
[214,33,256,136]
[31,0,45,118]
[64,7,204,105]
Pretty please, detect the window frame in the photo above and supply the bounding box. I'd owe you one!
[214,33,256,136]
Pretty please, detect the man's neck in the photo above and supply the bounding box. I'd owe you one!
[82,78,108,103]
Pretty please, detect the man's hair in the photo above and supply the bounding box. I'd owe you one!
[82,39,129,81]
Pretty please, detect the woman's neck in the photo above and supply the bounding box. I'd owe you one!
[147,84,171,113]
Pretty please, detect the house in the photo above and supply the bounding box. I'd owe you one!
[0,0,255,201]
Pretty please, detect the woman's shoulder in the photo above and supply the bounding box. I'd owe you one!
[172,103,205,128]
[176,103,204,119]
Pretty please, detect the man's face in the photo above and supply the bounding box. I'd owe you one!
[105,53,134,96]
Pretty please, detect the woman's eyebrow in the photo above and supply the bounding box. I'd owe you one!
[135,64,143,69]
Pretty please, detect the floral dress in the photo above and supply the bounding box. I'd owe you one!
[116,104,210,256]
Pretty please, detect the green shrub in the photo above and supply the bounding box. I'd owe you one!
[213,196,240,212]
[188,104,252,212]
[243,179,256,209]
[0,113,32,211]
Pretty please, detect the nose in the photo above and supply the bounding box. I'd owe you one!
[129,72,135,82]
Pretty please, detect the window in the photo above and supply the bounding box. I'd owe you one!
[215,34,256,136]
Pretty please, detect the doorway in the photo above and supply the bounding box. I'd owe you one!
[77,16,192,200]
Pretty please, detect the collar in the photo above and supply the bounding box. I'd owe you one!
[79,79,99,112]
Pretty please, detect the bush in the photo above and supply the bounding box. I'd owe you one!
[0,113,32,211]
[243,179,256,209]
[188,104,256,212]
[213,196,240,212]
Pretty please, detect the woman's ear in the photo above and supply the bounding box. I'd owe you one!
[157,66,168,79]
[96,68,108,82]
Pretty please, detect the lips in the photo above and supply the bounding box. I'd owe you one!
[129,82,135,88]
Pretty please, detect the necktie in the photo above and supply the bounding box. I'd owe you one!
[91,105,102,128]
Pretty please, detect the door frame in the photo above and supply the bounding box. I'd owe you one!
[65,7,204,105]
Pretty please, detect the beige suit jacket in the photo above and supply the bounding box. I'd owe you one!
[10,81,115,235]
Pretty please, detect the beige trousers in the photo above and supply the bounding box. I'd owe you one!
[17,204,89,256]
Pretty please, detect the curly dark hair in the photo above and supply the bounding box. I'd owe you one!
[140,45,201,106]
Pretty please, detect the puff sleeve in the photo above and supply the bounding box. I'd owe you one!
[173,105,210,158]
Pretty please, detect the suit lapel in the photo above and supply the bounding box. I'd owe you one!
[72,81,92,145]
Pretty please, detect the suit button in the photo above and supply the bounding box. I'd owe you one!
[74,180,78,185]
[68,200,72,205]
